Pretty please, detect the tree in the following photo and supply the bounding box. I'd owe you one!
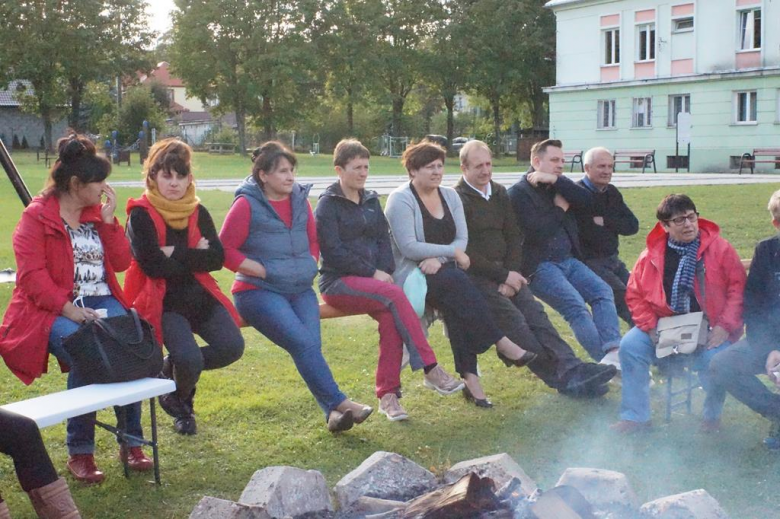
[0,1,67,151]
[462,0,556,153]
[98,85,166,144]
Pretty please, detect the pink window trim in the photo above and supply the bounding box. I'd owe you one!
[635,61,655,79]
[601,14,620,26]
[736,0,760,6]
[736,51,761,69]
[635,9,656,23]
[671,4,694,16]
[671,59,694,75]
[601,65,620,82]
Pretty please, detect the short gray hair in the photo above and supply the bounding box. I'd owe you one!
[583,146,613,167]
[459,140,491,166]
[768,189,780,221]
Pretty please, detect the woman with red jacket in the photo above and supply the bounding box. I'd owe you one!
[0,134,151,484]
[611,194,746,434]
[125,139,244,436]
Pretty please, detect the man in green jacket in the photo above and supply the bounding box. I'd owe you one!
[453,140,617,397]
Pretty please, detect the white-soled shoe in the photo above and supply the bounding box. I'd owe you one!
[599,349,622,371]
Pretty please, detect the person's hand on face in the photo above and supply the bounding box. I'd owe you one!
[100,184,117,223]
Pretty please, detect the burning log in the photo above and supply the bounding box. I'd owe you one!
[402,473,504,519]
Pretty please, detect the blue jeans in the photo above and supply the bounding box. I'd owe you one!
[48,295,144,455]
[619,325,730,423]
[529,258,621,361]
[235,288,347,420]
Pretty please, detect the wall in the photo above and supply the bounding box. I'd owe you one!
[0,108,69,149]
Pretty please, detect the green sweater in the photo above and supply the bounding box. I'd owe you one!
[453,178,524,284]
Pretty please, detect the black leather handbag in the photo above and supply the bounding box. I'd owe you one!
[63,309,163,384]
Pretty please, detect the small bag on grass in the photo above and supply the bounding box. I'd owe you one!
[63,309,163,384]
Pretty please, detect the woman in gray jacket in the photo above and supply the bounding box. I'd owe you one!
[385,141,536,408]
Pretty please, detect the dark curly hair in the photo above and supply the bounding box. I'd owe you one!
[43,134,111,196]
[250,141,297,189]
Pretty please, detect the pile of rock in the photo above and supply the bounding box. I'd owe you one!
[189,451,729,519]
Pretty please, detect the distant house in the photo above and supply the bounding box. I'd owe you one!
[139,61,213,114]
[544,0,780,172]
[0,80,68,149]
[179,111,237,146]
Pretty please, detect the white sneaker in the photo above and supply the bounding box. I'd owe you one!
[379,393,409,421]
[600,349,621,371]
[423,365,465,395]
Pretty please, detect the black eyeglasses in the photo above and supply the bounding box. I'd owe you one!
[667,212,699,226]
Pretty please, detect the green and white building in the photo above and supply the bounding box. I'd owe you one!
[544,0,780,172]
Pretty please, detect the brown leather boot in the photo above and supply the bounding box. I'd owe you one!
[28,478,81,519]
[0,500,11,519]
[66,454,104,484]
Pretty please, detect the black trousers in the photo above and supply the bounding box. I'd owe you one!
[710,338,780,422]
[425,265,504,377]
[162,304,245,398]
[470,276,583,389]
[585,255,634,327]
[0,409,58,496]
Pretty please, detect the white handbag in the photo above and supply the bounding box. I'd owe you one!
[655,261,709,358]
[656,312,708,358]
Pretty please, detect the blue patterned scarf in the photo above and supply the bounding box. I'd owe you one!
[667,235,700,313]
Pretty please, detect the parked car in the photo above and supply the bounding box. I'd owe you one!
[452,136,471,153]
[424,134,447,148]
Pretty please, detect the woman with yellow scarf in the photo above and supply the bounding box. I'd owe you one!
[124,139,244,435]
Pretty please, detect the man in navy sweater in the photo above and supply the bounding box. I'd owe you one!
[508,140,622,369]
[573,147,639,326]
[710,189,780,447]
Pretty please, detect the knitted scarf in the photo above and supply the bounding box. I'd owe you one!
[145,182,200,230]
[667,235,700,314]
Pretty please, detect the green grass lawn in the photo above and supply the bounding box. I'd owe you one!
[1,177,780,518]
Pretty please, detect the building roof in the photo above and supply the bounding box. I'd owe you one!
[139,61,184,88]
[0,80,33,107]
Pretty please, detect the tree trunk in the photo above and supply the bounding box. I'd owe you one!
[391,96,404,137]
[444,94,454,154]
[68,78,83,131]
[262,95,275,141]
[236,105,247,157]
[41,103,53,152]
[346,85,354,135]
[491,95,501,156]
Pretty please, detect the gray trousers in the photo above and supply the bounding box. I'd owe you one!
[585,255,633,327]
[709,338,780,422]
[470,276,583,389]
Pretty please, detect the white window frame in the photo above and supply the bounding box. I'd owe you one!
[737,8,761,51]
[734,90,758,124]
[632,97,653,128]
[636,23,656,62]
[776,89,780,124]
[668,94,691,127]
[602,27,620,65]
[597,100,617,129]
[672,16,694,33]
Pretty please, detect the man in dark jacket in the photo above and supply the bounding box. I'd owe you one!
[573,147,639,326]
[710,190,780,448]
[454,140,617,397]
[508,139,622,368]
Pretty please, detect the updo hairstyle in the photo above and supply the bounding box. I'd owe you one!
[43,134,111,196]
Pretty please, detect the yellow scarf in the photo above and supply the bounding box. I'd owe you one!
[145,182,200,230]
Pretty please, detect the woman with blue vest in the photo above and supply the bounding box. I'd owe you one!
[220,141,372,432]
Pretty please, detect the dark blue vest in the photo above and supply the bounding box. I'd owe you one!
[234,178,317,294]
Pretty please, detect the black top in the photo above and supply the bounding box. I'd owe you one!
[573,180,639,260]
[126,205,223,323]
[663,245,701,313]
[315,182,395,293]
[745,234,780,347]
[410,183,455,246]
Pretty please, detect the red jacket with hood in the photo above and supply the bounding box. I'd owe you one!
[626,218,746,342]
[123,196,240,344]
[0,195,131,385]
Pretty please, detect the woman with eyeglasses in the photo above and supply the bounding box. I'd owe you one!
[611,194,747,435]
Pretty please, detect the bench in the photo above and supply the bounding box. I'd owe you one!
[739,148,780,175]
[613,149,656,174]
[208,142,236,155]
[563,150,584,173]
[1,377,175,485]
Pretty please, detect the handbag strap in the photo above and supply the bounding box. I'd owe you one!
[93,310,157,360]
[90,325,118,380]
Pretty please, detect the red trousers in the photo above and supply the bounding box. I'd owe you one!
[322,276,438,398]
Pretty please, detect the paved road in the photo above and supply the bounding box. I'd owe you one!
[112,171,780,197]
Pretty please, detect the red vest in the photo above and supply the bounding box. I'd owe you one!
[124,196,241,344]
